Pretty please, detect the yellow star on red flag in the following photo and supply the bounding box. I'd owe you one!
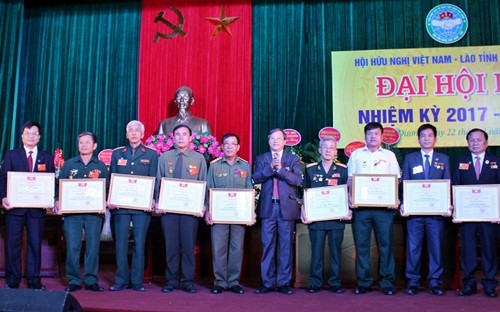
[204,6,240,38]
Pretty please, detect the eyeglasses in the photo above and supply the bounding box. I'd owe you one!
[223,143,239,147]
[269,137,284,141]
[321,147,337,151]
[23,132,39,137]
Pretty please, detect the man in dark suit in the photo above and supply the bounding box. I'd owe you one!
[453,128,499,298]
[302,136,349,294]
[109,120,158,292]
[401,124,451,296]
[0,121,55,290]
[253,128,303,295]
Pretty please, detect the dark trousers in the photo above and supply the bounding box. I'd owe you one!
[405,216,444,288]
[161,213,198,287]
[352,209,395,289]
[308,228,344,287]
[113,213,151,286]
[260,203,295,288]
[459,222,498,290]
[5,212,45,285]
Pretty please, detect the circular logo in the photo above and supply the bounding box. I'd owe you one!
[382,126,400,145]
[426,4,468,44]
[283,129,301,146]
[318,127,341,142]
[344,141,366,158]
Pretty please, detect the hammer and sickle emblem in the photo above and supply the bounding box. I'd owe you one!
[153,6,187,43]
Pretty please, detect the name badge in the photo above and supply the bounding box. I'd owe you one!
[37,164,46,171]
[412,165,423,174]
[327,179,338,186]
[459,163,469,170]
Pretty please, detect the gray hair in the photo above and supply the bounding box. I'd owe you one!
[126,120,145,133]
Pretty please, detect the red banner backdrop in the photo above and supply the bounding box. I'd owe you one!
[139,0,252,161]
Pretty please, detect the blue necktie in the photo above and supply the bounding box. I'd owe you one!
[423,154,430,179]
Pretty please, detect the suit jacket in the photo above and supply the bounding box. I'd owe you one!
[402,151,451,181]
[453,153,500,185]
[0,147,55,217]
[253,151,303,220]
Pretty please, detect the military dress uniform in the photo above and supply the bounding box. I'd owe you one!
[304,161,348,290]
[206,156,252,291]
[156,149,207,290]
[110,144,158,290]
[57,155,109,289]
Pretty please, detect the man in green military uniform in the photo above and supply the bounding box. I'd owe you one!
[204,133,254,295]
[55,132,109,293]
[109,120,158,292]
[302,136,349,294]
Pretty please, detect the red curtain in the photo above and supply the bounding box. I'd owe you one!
[138,0,252,161]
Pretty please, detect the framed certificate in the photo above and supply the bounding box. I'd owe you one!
[209,188,255,224]
[157,178,206,216]
[58,178,106,214]
[7,172,55,208]
[452,184,500,222]
[107,173,155,211]
[402,180,451,215]
[352,174,398,207]
[303,185,349,222]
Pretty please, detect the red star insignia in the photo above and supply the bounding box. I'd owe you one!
[204,6,240,38]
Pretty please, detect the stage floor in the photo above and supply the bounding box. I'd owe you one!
[1,266,498,312]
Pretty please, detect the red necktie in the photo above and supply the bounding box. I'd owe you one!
[27,151,33,172]
[272,153,279,198]
[474,156,481,180]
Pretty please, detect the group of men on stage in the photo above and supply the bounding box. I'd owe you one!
[0,119,498,299]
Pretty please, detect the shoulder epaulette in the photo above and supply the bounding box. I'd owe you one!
[145,145,157,152]
[306,162,318,168]
[114,146,125,151]
[237,157,249,163]
[335,162,347,168]
[210,157,222,165]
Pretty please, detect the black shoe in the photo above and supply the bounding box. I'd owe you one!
[383,288,395,295]
[430,286,444,296]
[406,286,419,295]
[4,283,19,289]
[109,284,130,291]
[307,285,320,293]
[229,285,244,294]
[254,286,275,294]
[184,284,197,293]
[161,285,176,293]
[65,284,82,292]
[131,284,146,292]
[211,285,225,294]
[277,285,293,295]
[85,284,104,292]
[28,282,46,290]
[329,285,344,294]
[484,288,497,298]
[354,286,372,294]
[459,286,477,296]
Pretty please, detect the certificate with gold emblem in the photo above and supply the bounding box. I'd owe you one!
[452,184,500,222]
[352,174,398,207]
[402,180,451,215]
[7,172,55,208]
[209,188,255,224]
[303,185,349,222]
[107,173,155,211]
[58,178,106,214]
[157,178,206,215]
